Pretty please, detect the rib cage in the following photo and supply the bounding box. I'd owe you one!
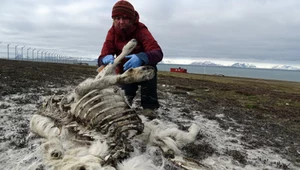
[29,39,158,167]
[32,86,145,165]
[71,87,144,139]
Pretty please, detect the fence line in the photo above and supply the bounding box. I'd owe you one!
[0,41,81,64]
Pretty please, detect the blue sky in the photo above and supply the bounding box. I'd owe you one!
[0,0,300,68]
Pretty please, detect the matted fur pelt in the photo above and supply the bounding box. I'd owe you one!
[29,39,202,170]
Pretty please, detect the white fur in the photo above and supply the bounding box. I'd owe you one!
[138,115,200,155]
[29,38,201,169]
[117,155,162,170]
[30,114,61,138]
[41,138,114,170]
[42,138,64,161]
[88,140,110,159]
[34,115,201,169]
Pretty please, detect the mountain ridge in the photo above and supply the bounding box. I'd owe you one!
[160,60,300,70]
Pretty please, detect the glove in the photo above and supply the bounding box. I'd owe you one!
[102,55,114,65]
[123,52,149,71]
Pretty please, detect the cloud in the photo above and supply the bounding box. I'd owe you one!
[0,0,300,66]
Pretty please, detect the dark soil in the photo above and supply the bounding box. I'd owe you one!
[1,59,300,169]
[158,71,300,168]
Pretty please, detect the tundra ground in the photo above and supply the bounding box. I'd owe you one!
[0,59,299,169]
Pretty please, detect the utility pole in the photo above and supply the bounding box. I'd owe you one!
[51,53,54,62]
[27,47,31,60]
[37,50,41,61]
[44,52,47,62]
[0,41,2,58]
[7,44,10,59]
[32,48,36,61]
[41,51,44,61]
[15,45,19,59]
[21,46,25,60]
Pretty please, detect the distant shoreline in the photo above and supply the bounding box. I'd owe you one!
[158,63,300,71]
[157,63,300,82]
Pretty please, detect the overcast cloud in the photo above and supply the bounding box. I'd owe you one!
[0,0,300,68]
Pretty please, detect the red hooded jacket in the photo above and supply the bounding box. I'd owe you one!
[98,12,163,74]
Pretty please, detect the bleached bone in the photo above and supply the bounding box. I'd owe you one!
[30,39,156,168]
[70,87,144,140]
[74,39,140,100]
[74,65,155,100]
[95,39,138,79]
[29,38,202,169]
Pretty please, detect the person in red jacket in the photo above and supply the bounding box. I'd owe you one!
[98,0,163,119]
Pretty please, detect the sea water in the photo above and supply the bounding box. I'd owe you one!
[157,64,300,82]
[83,60,299,82]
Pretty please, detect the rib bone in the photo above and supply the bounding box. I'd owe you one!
[30,39,155,167]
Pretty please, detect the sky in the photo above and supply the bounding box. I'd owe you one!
[0,0,300,68]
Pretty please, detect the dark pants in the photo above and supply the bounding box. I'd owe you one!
[121,66,159,110]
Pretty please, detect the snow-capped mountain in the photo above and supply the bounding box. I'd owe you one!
[158,60,300,71]
[190,61,223,66]
[231,63,256,68]
[272,65,300,70]
[160,60,174,64]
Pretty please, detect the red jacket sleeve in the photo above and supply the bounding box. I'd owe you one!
[98,27,115,66]
[136,23,163,65]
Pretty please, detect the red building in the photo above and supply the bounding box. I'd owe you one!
[170,67,187,73]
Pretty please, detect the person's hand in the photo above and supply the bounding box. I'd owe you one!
[123,53,148,71]
[102,55,114,65]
